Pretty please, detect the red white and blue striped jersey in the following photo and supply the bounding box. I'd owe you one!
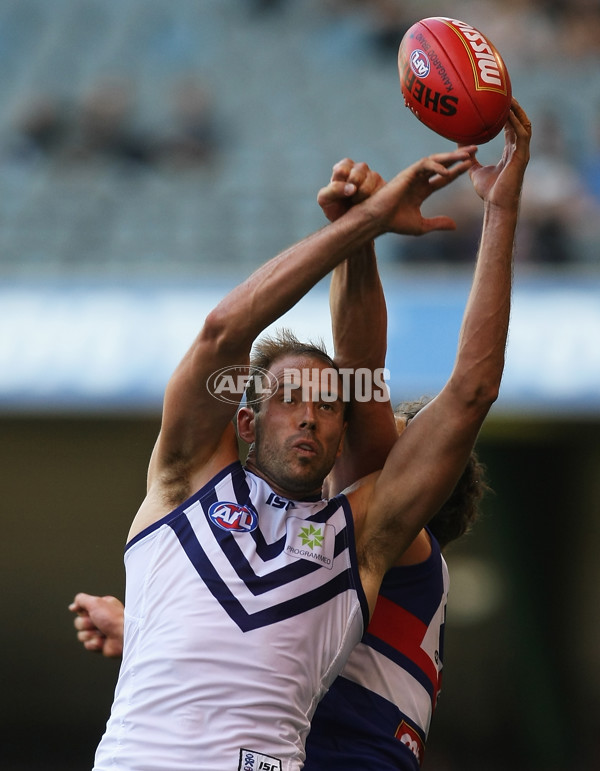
[93,461,368,771]
[304,531,448,770]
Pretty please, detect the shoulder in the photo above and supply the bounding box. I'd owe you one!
[149,423,240,503]
[128,434,241,543]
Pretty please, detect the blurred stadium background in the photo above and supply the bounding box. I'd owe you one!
[1,1,599,769]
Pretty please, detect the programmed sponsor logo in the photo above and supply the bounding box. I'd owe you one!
[285,517,334,569]
[208,501,258,532]
[446,18,506,90]
[409,49,430,78]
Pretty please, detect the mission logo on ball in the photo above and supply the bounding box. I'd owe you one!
[398,17,512,144]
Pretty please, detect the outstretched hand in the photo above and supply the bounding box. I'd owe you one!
[467,98,532,208]
[318,147,477,236]
[378,148,477,235]
[69,592,125,659]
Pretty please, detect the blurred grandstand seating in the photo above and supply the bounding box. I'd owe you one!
[0,0,599,278]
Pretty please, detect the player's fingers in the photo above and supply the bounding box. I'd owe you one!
[330,158,354,182]
[410,154,474,189]
[508,106,532,144]
[77,628,103,644]
[345,161,370,188]
[71,591,97,611]
[428,147,477,170]
[421,215,457,233]
[83,636,106,652]
[349,169,386,201]
[74,614,96,631]
[429,157,475,190]
[317,181,357,205]
[509,99,531,133]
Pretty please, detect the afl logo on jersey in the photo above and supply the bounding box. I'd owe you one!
[208,501,258,532]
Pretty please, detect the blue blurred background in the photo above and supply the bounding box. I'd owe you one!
[1,1,599,769]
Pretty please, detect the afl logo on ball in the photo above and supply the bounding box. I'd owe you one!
[209,502,258,532]
[410,49,430,78]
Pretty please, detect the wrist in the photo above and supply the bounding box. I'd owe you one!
[483,198,521,219]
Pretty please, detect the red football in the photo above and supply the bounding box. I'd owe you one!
[398,17,512,144]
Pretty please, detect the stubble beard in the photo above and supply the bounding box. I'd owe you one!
[253,431,334,498]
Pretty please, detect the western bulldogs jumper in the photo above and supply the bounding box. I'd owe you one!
[93,462,368,771]
[304,531,448,771]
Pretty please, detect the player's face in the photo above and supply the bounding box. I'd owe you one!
[251,355,346,498]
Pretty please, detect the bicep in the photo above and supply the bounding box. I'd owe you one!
[155,332,246,474]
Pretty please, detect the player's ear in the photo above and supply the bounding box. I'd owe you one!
[237,406,256,444]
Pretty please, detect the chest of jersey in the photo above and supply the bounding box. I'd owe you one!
[95,463,368,771]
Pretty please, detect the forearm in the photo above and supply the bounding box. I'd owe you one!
[450,202,518,408]
[214,207,384,353]
[330,242,387,370]
[162,149,477,468]
[327,243,397,496]
[217,146,476,353]
[162,203,384,456]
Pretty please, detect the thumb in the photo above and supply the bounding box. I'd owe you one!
[421,215,457,233]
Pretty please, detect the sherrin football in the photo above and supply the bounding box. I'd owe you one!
[398,17,511,144]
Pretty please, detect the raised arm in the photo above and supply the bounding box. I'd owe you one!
[320,157,473,496]
[351,101,532,603]
[322,150,476,495]
[319,160,396,495]
[132,147,477,540]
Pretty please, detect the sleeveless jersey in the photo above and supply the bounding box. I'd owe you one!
[93,461,368,771]
[304,531,448,771]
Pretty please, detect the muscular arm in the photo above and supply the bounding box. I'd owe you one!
[70,151,482,652]
[319,161,398,496]
[133,148,477,540]
[328,248,397,493]
[153,199,388,481]
[352,101,531,604]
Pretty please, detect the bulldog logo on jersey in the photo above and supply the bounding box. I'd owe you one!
[285,517,335,569]
[395,720,425,765]
[208,502,258,532]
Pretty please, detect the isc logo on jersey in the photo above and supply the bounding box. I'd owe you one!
[209,502,258,532]
[238,748,282,771]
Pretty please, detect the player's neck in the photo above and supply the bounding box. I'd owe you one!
[244,457,324,502]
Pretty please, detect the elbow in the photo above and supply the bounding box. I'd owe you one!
[449,370,502,416]
[199,305,250,357]
[475,380,501,409]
